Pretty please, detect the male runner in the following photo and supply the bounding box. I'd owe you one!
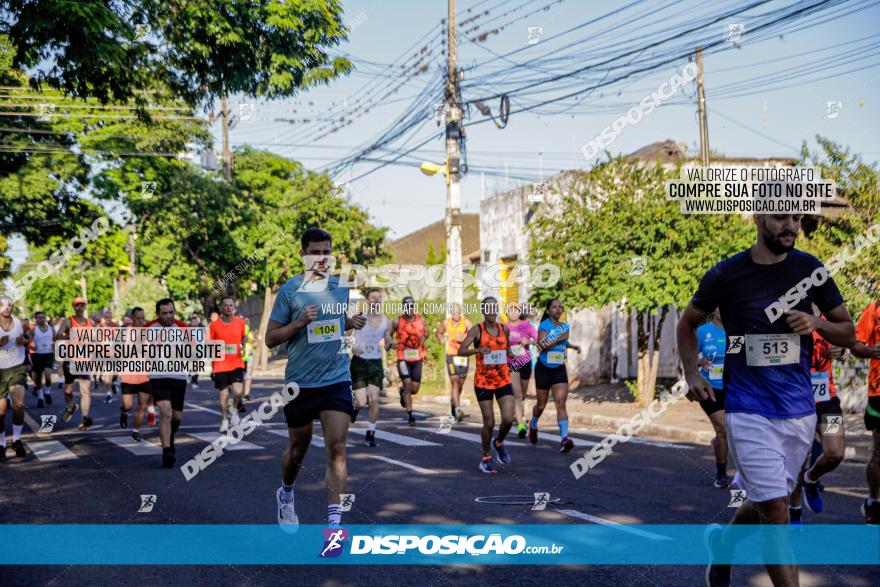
[529,298,581,453]
[102,309,120,402]
[851,299,880,524]
[458,297,514,474]
[696,311,732,488]
[505,303,537,438]
[119,307,152,441]
[29,311,55,408]
[789,311,846,523]
[210,296,246,433]
[59,297,93,430]
[391,296,426,427]
[266,227,365,530]
[436,303,471,423]
[147,298,191,468]
[351,288,392,447]
[677,213,855,587]
[0,296,30,460]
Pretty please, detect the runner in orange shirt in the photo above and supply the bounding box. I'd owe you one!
[436,303,471,423]
[59,297,93,430]
[210,295,247,433]
[391,296,426,427]
[852,300,880,524]
[119,307,152,442]
[458,296,514,474]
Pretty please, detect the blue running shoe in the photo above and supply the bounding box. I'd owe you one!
[479,456,498,474]
[493,438,511,464]
[789,507,802,525]
[802,480,823,514]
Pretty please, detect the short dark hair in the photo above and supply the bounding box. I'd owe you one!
[365,288,381,298]
[131,307,144,316]
[155,298,174,314]
[301,227,332,250]
[35,310,45,317]
[220,295,236,305]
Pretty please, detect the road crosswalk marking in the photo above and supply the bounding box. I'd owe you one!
[25,440,79,461]
[105,435,162,456]
[368,455,437,475]
[188,432,262,451]
[348,427,440,447]
[266,428,352,448]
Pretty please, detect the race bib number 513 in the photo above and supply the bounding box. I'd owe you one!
[745,334,799,367]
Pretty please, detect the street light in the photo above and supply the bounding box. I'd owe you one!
[420,160,449,184]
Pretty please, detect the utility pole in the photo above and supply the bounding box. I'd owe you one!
[445,0,464,311]
[221,95,232,181]
[696,47,710,166]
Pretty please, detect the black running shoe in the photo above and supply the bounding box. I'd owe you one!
[61,403,78,422]
[45,393,53,406]
[12,440,26,458]
[120,411,128,429]
[237,400,247,414]
[77,416,93,431]
[408,414,416,427]
[37,398,44,408]
[131,431,141,442]
[162,448,175,468]
[399,388,406,408]
[365,430,378,447]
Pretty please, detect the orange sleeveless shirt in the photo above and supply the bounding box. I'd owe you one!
[475,322,511,389]
[396,315,426,361]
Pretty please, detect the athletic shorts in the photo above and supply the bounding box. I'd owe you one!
[0,364,28,398]
[726,411,816,503]
[62,361,90,384]
[150,378,187,411]
[351,356,384,389]
[699,387,726,417]
[446,354,469,379]
[30,353,55,372]
[122,381,151,395]
[214,367,245,389]
[864,396,880,432]
[534,361,567,390]
[397,360,423,383]
[511,360,532,381]
[283,381,353,428]
[475,383,514,403]
[816,395,843,425]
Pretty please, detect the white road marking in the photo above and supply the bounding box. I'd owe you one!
[184,402,223,416]
[367,455,437,475]
[432,428,484,443]
[25,440,78,461]
[347,428,440,447]
[534,430,598,447]
[556,509,673,541]
[574,428,695,450]
[187,432,262,451]
[104,435,162,456]
[23,411,50,438]
[265,428,352,448]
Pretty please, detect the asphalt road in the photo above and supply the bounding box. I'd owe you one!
[1,375,876,586]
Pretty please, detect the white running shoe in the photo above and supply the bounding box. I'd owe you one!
[220,418,229,433]
[276,487,299,533]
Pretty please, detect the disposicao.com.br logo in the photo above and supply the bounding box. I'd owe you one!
[340,534,563,556]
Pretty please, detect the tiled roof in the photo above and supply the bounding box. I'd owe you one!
[388,214,481,265]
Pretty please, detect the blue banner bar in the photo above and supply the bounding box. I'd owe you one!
[1,525,878,565]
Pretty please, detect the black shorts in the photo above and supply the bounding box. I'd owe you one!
[150,378,187,411]
[699,387,726,417]
[351,356,384,389]
[30,353,54,372]
[512,360,532,381]
[864,396,880,431]
[62,361,90,385]
[445,355,469,379]
[534,361,567,390]
[214,367,245,389]
[475,383,514,403]
[283,381,353,428]
[397,360,423,383]
[122,381,151,395]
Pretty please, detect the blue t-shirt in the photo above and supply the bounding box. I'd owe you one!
[537,318,569,368]
[691,248,844,419]
[269,273,351,389]
[696,322,726,391]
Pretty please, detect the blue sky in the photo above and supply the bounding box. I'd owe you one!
[9,0,880,268]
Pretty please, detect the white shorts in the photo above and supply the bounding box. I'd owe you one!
[726,411,816,503]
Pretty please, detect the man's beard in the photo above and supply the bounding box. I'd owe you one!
[762,226,796,254]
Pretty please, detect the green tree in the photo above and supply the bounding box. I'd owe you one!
[528,157,753,404]
[117,275,169,320]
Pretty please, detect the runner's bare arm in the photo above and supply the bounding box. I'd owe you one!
[457,325,482,357]
[435,321,446,344]
[676,304,715,402]
[16,318,30,345]
[344,314,366,330]
[264,306,315,348]
[786,304,855,346]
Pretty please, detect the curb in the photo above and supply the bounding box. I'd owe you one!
[568,413,715,445]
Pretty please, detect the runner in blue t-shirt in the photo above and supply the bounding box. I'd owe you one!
[696,312,732,488]
[266,227,366,532]
[528,298,581,453]
[677,214,855,587]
